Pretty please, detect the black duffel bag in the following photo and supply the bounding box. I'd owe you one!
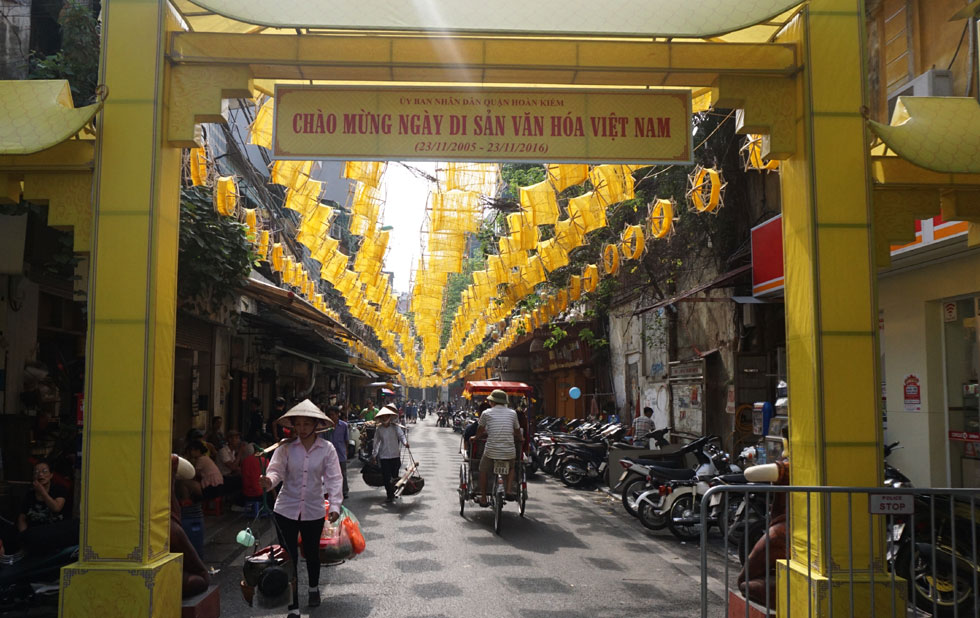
[360,462,385,487]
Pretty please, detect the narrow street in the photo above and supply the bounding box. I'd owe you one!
[207,419,733,618]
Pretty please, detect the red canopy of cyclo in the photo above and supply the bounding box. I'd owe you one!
[463,381,533,396]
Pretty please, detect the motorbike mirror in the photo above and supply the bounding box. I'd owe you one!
[744,463,780,482]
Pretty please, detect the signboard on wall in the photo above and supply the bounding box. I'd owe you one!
[943,302,958,322]
[668,358,705,435]
[753,214,968,298]
[274,86,693,163]
[751,215,784,296]
[903,374,921,411]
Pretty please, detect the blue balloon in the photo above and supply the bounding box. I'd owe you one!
[568,387,581,400]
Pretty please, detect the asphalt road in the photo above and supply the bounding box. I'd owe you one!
[208,417,733,618]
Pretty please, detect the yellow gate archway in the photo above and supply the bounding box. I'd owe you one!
[17,0,973,616]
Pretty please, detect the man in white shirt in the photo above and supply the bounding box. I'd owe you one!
[476,389,523,507]
[630,406,656,443]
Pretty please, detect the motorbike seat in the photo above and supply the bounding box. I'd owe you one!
[611,442,650,451]
[575,442,609,452]
[714,473,747,484]
[647,464,697,481]
[633,457,684,468]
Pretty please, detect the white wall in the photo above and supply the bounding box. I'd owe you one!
[608,303,671,429]
[879,248,980,487]
[0,2,30,79]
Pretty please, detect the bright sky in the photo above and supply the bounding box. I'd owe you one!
[380,161,437,293]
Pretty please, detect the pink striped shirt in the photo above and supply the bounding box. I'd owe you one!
[265,438,343,520]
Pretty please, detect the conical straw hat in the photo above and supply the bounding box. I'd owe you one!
[275,399,333,428]
[374,404,398,419]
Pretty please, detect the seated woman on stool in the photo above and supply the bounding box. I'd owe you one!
[0,458,78,558]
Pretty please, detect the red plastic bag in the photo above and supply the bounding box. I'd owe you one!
[342,516,365,555]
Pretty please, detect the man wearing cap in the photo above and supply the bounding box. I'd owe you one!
[259,400,343,615]
[476,389,523,507]
[371,404,409,503]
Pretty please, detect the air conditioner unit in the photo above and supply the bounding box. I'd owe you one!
[887,69,953,119]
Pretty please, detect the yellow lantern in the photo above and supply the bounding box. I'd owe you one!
[215,176,237,216]
[688,167,724,213]
[741,134,780,171]
[621,225,645,261]
[649,199,675,239]
[569,275,582,301]
[270,242,284,272]
[582,264,599,293]
[189,147,208,186]
[602,243,620,275]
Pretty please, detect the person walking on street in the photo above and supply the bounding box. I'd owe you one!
[372,404,408,503]
[325,406,349,498]
[246,397,265,443]
[267,397,288,439]
[260,400,344,616]
[476,390,523,507]
[361,399,379,422]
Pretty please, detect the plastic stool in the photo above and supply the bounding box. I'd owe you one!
[202,496,223,516]
[242,499,260,518]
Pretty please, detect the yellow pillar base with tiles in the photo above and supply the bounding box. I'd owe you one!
[59,1,185,615]
[776,2,906,616]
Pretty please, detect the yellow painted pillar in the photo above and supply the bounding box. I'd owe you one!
[59,1,183,616]
[776,1,904,616]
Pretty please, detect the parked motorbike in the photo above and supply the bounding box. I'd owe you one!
[557,424,628,488]
[633,436,737,534]
[0,544,78,613]
[882,442,979,617]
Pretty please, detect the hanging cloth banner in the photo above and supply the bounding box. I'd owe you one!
[273,86,692,164]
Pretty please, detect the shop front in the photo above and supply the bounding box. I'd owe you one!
[878,219,980,487]
[942,295,980,486]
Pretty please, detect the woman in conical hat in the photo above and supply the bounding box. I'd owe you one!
[371,404,409,503]
[259,399,342,614]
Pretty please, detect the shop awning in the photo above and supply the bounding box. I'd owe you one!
[464,380,533,395]
[242,276,358,342]
[0,80,100,155]
[633,264,751,315]
[869,97,980,174]
[178,0,800,38]
[320,356,376,378]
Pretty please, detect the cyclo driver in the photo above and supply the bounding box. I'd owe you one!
[476,389,523,507]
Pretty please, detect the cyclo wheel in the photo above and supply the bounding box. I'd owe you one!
[519,465,527,517]
[493,480,504,535]
[458,463,467,517]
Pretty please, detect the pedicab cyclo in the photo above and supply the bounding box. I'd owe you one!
[458,382,534,534]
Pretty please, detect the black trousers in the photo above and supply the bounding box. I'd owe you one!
[274,513,324,608]
[380,457,401,499]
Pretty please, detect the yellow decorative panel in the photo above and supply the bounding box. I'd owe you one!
[810,117,871,226]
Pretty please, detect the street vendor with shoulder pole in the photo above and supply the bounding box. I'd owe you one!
[371,404,409,503]
[259,399,343,616]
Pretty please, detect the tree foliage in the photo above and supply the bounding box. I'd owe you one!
[29,1,100,105]
[178,187,256,305]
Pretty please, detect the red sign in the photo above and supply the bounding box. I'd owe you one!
[903,375,921,411]
[949,431,980,442]
[751,215,784,296]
